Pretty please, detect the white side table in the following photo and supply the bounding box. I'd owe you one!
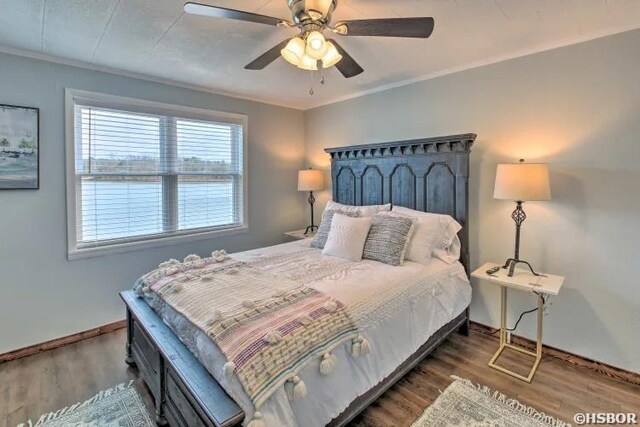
[471,262,564,383]
[284,229,316,240]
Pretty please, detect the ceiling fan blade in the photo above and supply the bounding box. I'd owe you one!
[184,2,286,27]
[245,40,290,70]
[328,40,364,78]
[336,17,434,38]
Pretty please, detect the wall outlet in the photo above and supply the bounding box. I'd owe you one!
[506,331,511,344]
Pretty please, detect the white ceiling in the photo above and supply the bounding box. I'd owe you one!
[1,0,640,110]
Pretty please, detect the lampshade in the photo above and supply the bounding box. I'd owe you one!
[321,41,342,68]
[297,54,318,70]
[298,169,324,191]
[494,162,551,201]
[281,37,305,66]
[305,31,328,60]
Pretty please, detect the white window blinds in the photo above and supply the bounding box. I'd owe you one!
[67,92,246,256]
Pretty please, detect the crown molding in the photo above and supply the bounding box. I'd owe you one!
[307,23,640,110]
[0,45,302,111]
[2,22,639,112]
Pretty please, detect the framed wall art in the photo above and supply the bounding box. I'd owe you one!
[0,104,39,189]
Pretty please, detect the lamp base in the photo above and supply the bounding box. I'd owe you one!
[503,201,543,278]
[305,191,318,236]
[304,225,318,235]
[502,258,542,277]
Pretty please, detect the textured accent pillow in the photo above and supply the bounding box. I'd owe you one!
[322,214,373,261]
[363,212,416,266]
[310,209,360,249]
[325,201,391,217]
[391,206,462,265]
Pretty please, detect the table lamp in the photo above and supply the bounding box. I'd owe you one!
[494,159,551,277]
[298,168,324,235]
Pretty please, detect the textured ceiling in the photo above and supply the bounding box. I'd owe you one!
[1,0,640,109]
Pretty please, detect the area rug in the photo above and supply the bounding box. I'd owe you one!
[411,376,570,427]
[17,380,154,427]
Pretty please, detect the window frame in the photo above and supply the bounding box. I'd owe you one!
[65,88,249,260]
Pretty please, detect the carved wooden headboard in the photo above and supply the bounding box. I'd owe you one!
[324,133,476,273]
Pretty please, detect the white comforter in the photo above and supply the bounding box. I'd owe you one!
[145,240,471,427]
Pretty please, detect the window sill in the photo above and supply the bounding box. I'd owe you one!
[67,224,249,261]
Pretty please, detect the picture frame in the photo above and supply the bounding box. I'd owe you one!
[0,104,39,190]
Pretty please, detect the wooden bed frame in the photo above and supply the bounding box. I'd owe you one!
[121,133,476,427]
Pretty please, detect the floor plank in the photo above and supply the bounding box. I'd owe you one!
[0,329,638,427]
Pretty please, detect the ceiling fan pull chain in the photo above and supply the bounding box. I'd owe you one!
[309,69,315,95]
[320,67,326,85]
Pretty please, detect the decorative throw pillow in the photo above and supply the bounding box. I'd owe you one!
[325,201,391,217]
[391,206,462,265]
[310,209,360,249]
[322,214,373,261]
[363,212,416,266]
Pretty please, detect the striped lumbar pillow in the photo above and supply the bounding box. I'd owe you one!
[363,213,416,266]
[311,210,360,249]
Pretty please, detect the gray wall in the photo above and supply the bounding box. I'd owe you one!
[3,29,639,373]
[305,29,640,372]
[0,53,307,353]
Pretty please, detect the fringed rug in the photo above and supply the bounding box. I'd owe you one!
[411,376,570,427]
[17,381,154,427]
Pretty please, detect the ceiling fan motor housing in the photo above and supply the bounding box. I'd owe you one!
[288,0,337,25]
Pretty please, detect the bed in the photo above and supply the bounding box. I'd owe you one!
[120,133,476,427]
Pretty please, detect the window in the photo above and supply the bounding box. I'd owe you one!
[65,89,247,259]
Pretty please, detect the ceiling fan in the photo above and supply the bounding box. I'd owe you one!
[184,0,435,79]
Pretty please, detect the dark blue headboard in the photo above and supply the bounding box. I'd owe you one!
[324,133,476,273]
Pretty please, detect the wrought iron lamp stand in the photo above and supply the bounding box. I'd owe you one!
[304,191,318,235]
[502,201,541,277]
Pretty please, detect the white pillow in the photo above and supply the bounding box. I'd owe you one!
[325,201,391,217]
[433,234,462,264]
[322,213,373,261]
[391,206,462,265]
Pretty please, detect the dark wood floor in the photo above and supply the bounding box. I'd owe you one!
[1,329,638,427]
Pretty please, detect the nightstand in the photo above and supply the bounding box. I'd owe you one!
[284,229,316,240]
[471,262,564,383]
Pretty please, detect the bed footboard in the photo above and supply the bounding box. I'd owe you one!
[121,290,244,427]
[121,289,469,427]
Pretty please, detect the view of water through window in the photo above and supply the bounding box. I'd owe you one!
[73,102,244,248]
[80,180,235,242]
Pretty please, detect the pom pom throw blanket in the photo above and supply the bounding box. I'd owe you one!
[134,251,368,414]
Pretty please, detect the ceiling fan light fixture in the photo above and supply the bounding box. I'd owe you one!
[281,37,306,66]
[297,54,319,71]
[305,31,328,60]
[321,41,342,68]
[188,1,436,80]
